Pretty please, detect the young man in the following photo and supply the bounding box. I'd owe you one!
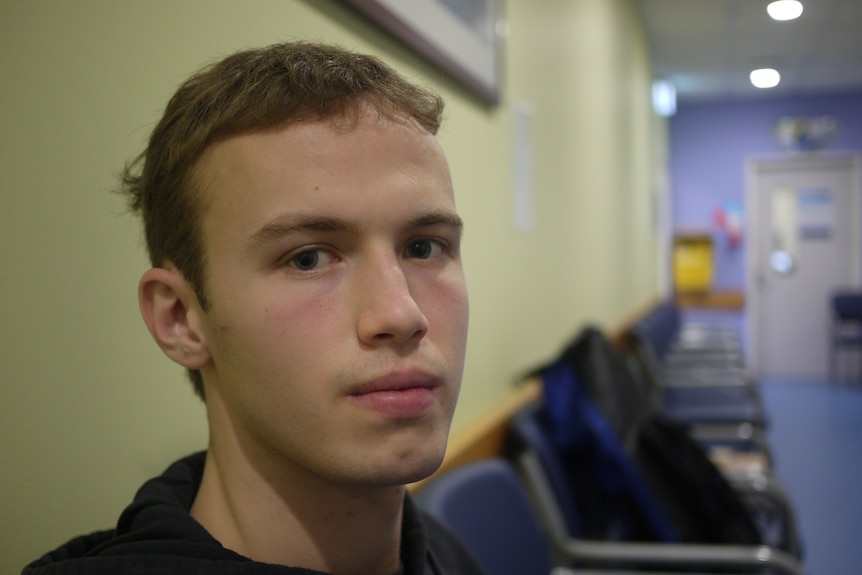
[24,42,481,575]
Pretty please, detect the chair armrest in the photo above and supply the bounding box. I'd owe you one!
[517,451,806,575]
[558,539,806,575]
[660,368,756,389]
[553,568,760,575]
[688,422,769,449]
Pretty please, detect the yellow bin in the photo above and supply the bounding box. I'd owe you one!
[673,234,713,293]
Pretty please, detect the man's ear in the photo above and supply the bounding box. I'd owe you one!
[138,266,211,370]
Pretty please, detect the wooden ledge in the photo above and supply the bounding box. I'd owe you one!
[675,291,745,310]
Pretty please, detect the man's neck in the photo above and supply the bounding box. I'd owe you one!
[190,448,407,575]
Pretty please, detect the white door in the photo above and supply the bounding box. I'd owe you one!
[746,153,861,380]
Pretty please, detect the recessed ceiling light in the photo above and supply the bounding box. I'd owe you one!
[751,68,781,89]
[767,0,803,21]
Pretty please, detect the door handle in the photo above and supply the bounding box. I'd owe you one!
[770,250,796,276]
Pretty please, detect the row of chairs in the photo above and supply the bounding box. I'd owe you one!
[626,302,771,465]
[416,301,808,574]
[419,458,802,575]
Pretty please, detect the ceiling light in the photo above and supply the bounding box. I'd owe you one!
[767,0,803,21]
[750,68,781,89]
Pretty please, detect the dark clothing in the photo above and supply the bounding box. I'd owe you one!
[23,452,484,575]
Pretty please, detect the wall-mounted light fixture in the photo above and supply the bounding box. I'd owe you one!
[652,79,677,117]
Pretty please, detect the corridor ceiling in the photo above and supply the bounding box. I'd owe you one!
[637,0,862,102]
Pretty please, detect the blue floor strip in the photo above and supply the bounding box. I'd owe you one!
[761,381,862,575]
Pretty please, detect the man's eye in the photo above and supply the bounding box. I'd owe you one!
[406,239,444,260]
[288,249,331,271]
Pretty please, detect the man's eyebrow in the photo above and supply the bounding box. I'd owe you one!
[244,210,464,253]
[245,215,359,252]
[409,211,465,232]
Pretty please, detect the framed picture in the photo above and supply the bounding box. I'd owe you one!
[342,0,502,104]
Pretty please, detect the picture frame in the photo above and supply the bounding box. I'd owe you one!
[342,0,502,104]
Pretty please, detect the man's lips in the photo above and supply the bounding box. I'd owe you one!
[347,371,442,418]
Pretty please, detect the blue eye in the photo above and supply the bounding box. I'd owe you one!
[288,249,330,271]
[407,239,443,260]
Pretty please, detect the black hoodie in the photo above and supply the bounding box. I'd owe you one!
[22,452,484,575]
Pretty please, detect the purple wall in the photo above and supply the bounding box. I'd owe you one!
[669,90,862,290]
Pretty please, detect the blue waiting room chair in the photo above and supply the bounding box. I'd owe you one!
[830,291,862,382]
[566,326,771,463]
[626,305,768,432]
[506,401,806,574]
[417,458,774,575]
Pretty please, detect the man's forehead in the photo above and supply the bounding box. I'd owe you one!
[196,107,440,178]
[192,109,454,241]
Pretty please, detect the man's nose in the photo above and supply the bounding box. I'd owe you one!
[355,251,429,349]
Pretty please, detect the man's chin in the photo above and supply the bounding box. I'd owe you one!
[400,454,447,486]
[361,443,448,488]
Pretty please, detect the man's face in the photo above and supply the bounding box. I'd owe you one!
[191,109,468,487]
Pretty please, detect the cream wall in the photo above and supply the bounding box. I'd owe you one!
[0,0,666,570]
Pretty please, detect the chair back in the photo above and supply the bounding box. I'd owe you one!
[509,398,676,545]
[833,292,862,321]
[416,458,555,575]
[510,405,583,538]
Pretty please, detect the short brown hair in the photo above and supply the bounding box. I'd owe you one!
[121,42,445,398]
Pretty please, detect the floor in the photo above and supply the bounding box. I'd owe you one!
[759,379,862,575]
